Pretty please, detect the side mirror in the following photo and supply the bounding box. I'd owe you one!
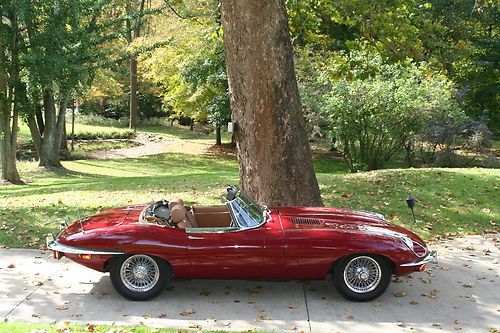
[220,196,228,204]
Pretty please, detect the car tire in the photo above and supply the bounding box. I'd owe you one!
[109,254,170,301]
[333,254,392,302]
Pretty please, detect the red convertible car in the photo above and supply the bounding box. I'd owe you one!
[47,186,436,302]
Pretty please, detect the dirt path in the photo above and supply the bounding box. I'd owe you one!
[89,133,208,159]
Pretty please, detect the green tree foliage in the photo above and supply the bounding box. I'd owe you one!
[142,6,230,144]
[16,0,115,167]
[426,0,499,129]
[287,0,499,133]
[315,56,463,171]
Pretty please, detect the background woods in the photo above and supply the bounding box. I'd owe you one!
[0,0,498,212]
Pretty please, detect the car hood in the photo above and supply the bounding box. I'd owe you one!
[274,206,423,241]
[62,205,146,236]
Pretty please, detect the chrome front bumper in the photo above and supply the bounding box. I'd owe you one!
[400,250,437,267]
[46,233,124,255]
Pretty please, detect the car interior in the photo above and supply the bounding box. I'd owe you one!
[141,198,233,229]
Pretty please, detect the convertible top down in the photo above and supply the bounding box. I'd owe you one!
[47,186,436,301]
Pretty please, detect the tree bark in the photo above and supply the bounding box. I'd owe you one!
[126,0,146,131]
[60,118,68,152]
[129,56,138,130]
[220,0,322,206]
[0,6,22,184]
[27,113,42,157]
[38,89,65,168]
[215,125,222,145]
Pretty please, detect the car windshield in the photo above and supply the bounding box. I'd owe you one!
[227,192,265,229]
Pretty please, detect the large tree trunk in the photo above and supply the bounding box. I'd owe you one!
[0,79,21,183]
[215,125,222,145]
[220,0,322,206]
[126,0,146,131]
[0,7,21,184]
[38,89,65,168]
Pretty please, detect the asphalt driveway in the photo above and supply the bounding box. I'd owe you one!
[1,234,499,332]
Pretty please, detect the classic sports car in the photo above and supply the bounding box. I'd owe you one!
[47,186,436,302]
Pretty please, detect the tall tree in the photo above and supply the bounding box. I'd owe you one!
[125,0,146,131]
[22,0,110,167]
[220,0,322,206]
[0,2,21,183]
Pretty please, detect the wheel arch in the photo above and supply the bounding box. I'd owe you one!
[104,253,174,276]
[330,253,396,276]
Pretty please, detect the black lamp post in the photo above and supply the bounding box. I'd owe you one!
[406,195,417,224]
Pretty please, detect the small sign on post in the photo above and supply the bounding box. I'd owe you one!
[227,122,235,133]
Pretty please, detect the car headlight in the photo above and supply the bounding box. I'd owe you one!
[401,236,413,249]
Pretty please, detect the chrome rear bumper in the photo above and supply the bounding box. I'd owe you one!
[46,233,124,255]
[400,250,437,267]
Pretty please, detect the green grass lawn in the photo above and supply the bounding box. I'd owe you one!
[0,146,498,248]
[0,322,246,333]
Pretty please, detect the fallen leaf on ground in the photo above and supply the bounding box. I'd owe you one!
[7,264,15,269]
[180,309,196,316]
[421,289,439,299]
[393,291,407,297]
[255,315,268,322]
[288,304,298,309]
[55,304,69,310]
[409,300,419,305]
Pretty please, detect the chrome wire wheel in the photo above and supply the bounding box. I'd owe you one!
[343,256,382,294]
[120,255,160,293]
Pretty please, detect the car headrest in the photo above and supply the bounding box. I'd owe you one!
[170,205,187,224]
[168,198,184,210]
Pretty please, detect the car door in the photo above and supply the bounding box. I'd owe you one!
[186,226,265,278]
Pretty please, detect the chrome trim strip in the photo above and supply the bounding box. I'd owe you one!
[47,239,124,255]
[400,250,437,267]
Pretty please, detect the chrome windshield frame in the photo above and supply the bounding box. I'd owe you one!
[226,191,268,230]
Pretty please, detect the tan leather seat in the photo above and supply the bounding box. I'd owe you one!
[168,198,184,210]
[170,203,197,229]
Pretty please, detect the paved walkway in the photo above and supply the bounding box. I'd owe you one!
[1,235,499,332]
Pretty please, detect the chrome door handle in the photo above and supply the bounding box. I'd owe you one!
[188,235,204,240]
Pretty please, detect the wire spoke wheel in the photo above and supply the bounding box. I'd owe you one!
[343,256,382,294]
[120,255,160,293]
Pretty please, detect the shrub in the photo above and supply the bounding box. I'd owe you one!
[71,130,135,140]
[323,63,463,172]
[415,116,493,167]
[74,114,129,128]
